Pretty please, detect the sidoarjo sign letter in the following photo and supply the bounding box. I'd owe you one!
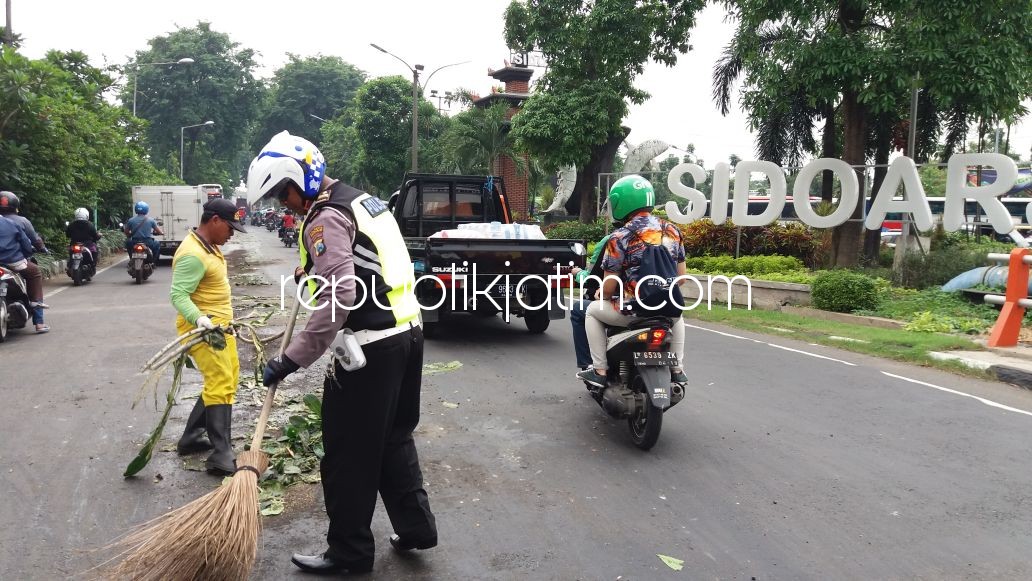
[665,153,1021,234]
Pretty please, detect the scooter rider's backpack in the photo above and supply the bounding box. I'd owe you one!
[626,224,684,318]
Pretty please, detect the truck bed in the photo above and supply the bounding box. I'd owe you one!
[415,237,586,276]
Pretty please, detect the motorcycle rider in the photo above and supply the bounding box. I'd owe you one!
[575,175,688,388]
[568,232,612,371]
[0,191,49,332]
[124,201,163,265]
[66,207,102,270]
[0,192,48,254]
[279,208,296,238]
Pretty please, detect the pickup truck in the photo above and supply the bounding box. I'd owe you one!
[388,173,587,336]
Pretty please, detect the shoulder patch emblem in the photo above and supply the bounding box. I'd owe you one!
[313,240,327,256]
[316,191,331,203]
[308,225,324,243]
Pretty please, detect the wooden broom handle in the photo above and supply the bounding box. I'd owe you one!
[249,295,304,450]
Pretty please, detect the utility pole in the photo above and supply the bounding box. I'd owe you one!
[411,65,422,173]
[4,0,13,46]
[893,74,921,271]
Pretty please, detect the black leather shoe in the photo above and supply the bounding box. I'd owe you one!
[389,534,437,552]
[290,552,372,575]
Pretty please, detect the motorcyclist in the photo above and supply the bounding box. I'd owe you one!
[575,175,688,388]
[569,231,614,370]
[124,201,163,265]
[66,207,102,269]
[279,208,296,238]
[0,191,48,255]
[0,191,49,332]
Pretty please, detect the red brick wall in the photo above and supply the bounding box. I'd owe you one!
[505,79,529,94]
[499,153,528,220]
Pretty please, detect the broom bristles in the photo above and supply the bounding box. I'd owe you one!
[102,450,269,581]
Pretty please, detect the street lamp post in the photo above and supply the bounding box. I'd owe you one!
[180,120,215,181]
[133,57,194,117]
[370,43,468,173]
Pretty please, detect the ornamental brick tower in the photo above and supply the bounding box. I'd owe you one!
[472,64,534,220]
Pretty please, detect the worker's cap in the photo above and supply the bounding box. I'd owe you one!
[203,198,247,233]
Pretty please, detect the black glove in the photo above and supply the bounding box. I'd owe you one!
[263,354,300,386]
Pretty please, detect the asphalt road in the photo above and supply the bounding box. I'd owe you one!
[2,227,1031,580]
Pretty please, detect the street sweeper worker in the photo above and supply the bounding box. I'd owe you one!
[249,131,437,575]
[169,198,247,476]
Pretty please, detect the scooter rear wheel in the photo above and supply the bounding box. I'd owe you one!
[627,376,663,450]
[0,300,8,342]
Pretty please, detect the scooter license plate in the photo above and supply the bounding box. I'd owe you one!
[633,351,677,366]
[71,253,82,259]
[132,253,148,259]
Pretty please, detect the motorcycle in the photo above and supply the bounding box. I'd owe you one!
[0,264,33,342]
[66,243,96,286]
[127,242,155,284]
[281,227,297,248]
[580,316,685,450]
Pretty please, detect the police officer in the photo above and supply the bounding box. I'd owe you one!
[248,131,436,575]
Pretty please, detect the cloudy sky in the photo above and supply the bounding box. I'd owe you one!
[11,0,1032,169]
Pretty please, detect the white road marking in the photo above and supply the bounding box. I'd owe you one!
[767,342,857,366]
[44,255,128,299]
[685,321,855,366]
[883,371,1032,418]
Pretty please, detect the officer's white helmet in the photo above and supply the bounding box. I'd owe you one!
[74,207,89,221]
[247,131,326,202]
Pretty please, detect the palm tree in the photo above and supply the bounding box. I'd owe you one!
[439,102,526,176]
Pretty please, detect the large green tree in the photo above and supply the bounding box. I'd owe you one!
[253,54,365,148]
[1,48,174,242]
[321,76,445,196]
[121,22,264,190]
[722,0,1032,266]
[505,0,707,222]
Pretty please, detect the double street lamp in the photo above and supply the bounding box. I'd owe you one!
[370,43,468,172]
[132,57,194,117]
[180,120,215,181]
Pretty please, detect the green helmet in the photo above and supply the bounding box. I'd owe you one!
[608,175,655,221]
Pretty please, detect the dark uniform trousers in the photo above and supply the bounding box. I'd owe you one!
[321,325,437,564]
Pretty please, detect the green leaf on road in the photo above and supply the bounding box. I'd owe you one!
[303,393,322,417]
[423,361,463,375]
[124,356,186,478]
[657,554,684,571]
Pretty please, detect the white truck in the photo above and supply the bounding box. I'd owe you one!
[131,185,205,256]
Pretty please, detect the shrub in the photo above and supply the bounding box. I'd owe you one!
[811,270,880,313]
[543,217,608,243]
[684,254,804,276]
[678,219,826,267]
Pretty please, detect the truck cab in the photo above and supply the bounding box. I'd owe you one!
[388,173,587,337]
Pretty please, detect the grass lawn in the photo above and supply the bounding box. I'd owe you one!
[684,307,992,378]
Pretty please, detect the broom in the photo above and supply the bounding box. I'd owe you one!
[105,297,304,580]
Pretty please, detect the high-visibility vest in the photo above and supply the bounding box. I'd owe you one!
[172,230,233,325]
[299,182,418,331]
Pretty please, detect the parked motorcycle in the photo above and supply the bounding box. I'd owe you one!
[127,242,154,284]
[580,316,685,450]
[281,227,297,248]
[0,265,33,342]
[66,243,96,286]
